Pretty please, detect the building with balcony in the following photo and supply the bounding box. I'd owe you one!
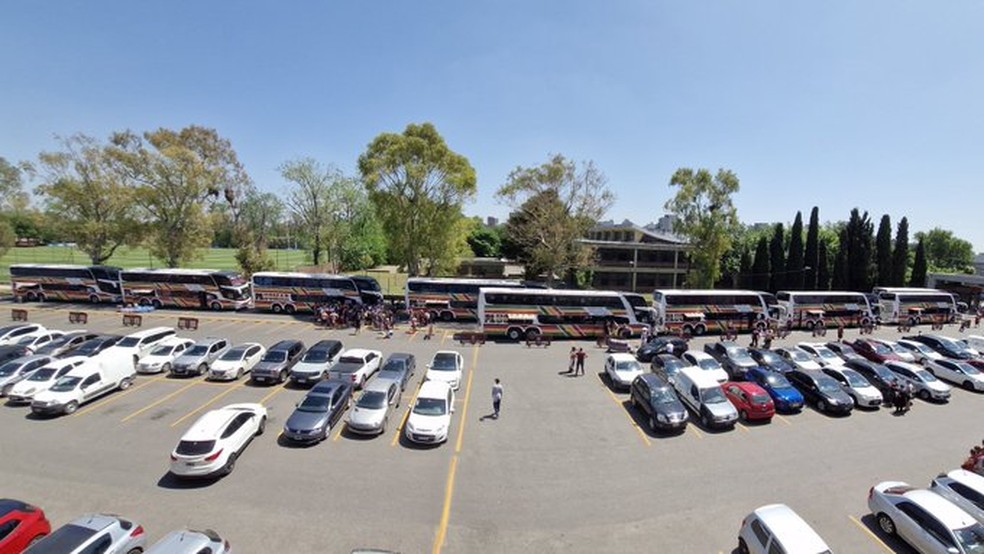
[581,219,691,292]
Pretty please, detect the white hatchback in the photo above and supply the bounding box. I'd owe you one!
[425,350,464,391]
[605,353,644,390]
[681,350,729,384]
[6,356,88,404]
[170,403,267,478]
[405,380,454,445]
[923,358,984,392]
[738,503,832,554]
[208,343,266,381]
[137,337,195,374]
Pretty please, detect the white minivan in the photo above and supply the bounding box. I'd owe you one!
[30,356,137,416]
[739,504,832,554]
[107,327,177,367]
[670,366,738,429]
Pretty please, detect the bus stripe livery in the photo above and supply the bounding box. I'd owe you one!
[775,291,873,330]
[478,288,649,340]
[873,287,957,326]
[652,289,769,336]
[121,268,250,311]
[406,278,522,322]
[10,264,122,304]
[251,271,362,314]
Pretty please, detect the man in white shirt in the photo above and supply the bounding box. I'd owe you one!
[492,378,503,419]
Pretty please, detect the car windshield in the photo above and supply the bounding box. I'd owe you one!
[750,393,771,404]
[431,354,458,371]
[303,349,330,363]
[616,360,641,372]
[413,397,448,416]
[263,351,287,363]
[697,358,721,371]
[954,523,984,553]
[28,368,56,381]
[176,440,216,456]
[916,370,938,382]
[297,395,331,412]
[958,363,981,375]
[0,361,20,376]
[888,343,907,354]
[357,391,387,409]
[817,349,838,360]
[382,360,406,372]
[725,347,754,364]
[75,339,110,355]
[662,358,686,372]
[872,365,896,381]
[765,373,792,388]
[872,343,892,355]
[49,376,82,392]
[817,378,842,394]
[186,345,209,356]
[149,344,174,356]
[758,351,781,364]
[651,388,677,404]
[118,337,140,347]
[15,336,36,345]
[789,350,811,362]
[702,387,728,404]
[842,370,870,388]
[220,348,247,361]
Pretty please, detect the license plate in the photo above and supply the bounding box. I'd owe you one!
[296,377,306,383]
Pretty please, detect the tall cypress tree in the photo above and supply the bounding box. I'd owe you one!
[845,208,874,291]
[891,217,909,286]
[769,223,785,292]
[817,241,831,290]
[751,235,770,291]
[874,214,893,287]
[786,211,805,290]
[804,207,820,290]
[832,228,849,290]
[910,238,928,287]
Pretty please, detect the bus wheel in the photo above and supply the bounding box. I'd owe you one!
[37,293,46,303]
[682,325,693,336]
[272,304,283,314]
[693,325,706,336]
[24,291,38,302]
[151,299,163,309]
[89,294,100,304]
[440,311,454,323]
[525,328,541,341]
[209,301,222,311]
[805,320,816,330]
[506,327,523,342]
[285,304,297,315]
[138,298,151,307]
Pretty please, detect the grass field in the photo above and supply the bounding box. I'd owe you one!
[0,246,409,295]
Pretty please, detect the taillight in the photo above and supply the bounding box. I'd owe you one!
[131,525,145,538]
[205,449,224,462]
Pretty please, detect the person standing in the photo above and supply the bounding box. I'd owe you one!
[568,347,576,374]
[492,379,503,419]
[575,348,587,376]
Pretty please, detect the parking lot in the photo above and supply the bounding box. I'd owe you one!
[2,302,981,553]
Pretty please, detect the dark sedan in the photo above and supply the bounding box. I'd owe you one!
[704,341,757,380]
[0,345,31,365]
[252,340,305,385]
[748,348,796,374]
[651,354,690,382]
[636,337,689,363]
[630,374,688,433]
[786,369,854,415]
[72,335,122,358]
[902,334,974,361]
[845,359,901,397]
[377,353,416,392]
[282,379,353,443]
[851,338,901,364]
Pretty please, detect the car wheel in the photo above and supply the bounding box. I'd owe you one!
[279,370,287,384]
[64,401,79,415]
[818,400,826,412]
[119,377,133,390]
[877,513,896,536]
[257,416,266,435]
[198,363,207,376]
[739,409,748,421]
[236,368,243,380]
[965,381,975,391]
[126,549,143,554]
[224,452,238,475]
[162,363,171,374]
[738,538,749,554]
[919,389,930,401]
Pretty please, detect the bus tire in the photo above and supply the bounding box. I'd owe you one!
[151,299,163,309]
[24,291,38,302]
[682,324,693,336]
[209,301,222,311]
[138,298,151,307]
[805,320,816,330]
[506,327,523,342]
[525,328,541,341]
[440,311,454,323]
[272,303,283,314]
[37,293,46,303]
[693,325,706,336]
[89,294,100,304]
[285,304,297,315]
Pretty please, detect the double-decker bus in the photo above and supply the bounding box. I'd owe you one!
[652,289,769,335]
[121,268,251,310]
[873,287,957,326]
[775,291,874,330]
[9,264,122,304]
[406,277,521,322]
[478,288,649,341]
[251,271,362,314]
[623,292,657,325]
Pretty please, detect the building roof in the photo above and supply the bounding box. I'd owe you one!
[591,219,688,245]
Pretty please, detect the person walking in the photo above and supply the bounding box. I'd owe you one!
[575,348,587,376]
[492,379,503,419]
[567,347,576,374]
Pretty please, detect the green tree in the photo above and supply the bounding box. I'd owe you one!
[832,228,848,290]
[915,227,975,273]
[466,221,502,258]
[358,123,477,276]
[498,155,614,286]
[0,157,31,212]
[35,135,143,264]
[804,207,820,290]
[874,214,893,286]
[843,209,874,290]
[240,192,284,250]
[786,212,805,290]
[769,223,785,292]
[748,235,771,291]
[890,217,910,286]
[663,168,740,288]
[107,126,251,267]
[817,241,831,290]
[910,237,928,286]
[339,201,388,271]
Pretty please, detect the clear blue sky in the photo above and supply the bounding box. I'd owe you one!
[2,1,982,251]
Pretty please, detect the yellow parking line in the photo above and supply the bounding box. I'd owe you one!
[392,381,424,447]
[170,381,247,428]
[689,423,705,439]
[432,455,458,554]
[454,347,478,453]
[73,376,166,417]
[775,414,792,426]
[601,384,651,447]
[736,422,750,433]
[848,515,894,553]
[258,384,286,406]
[332,422,346,441]
[120,381,199,423]
[440,330,451,346]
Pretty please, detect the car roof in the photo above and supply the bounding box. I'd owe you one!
[608,353,637,362]
[310,379,348,394]
[183,404,261,439]
[70,513,120,532]
[726,381,766,394]
[192,337,227,347]
[418,380,451,398]
[683,350,713,360]
[49,356,89,368]
[147,529,220,552]
[902,488,978,528]
[364,379,395,393]
[752,504,829,551]
[309,339,342,350]
[268,339,302,350]
[945,469,984,495]
[342,348,377,357]
[679,366,722,388]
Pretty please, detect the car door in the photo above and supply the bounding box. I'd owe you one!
[329,387,345,426]
[388,382,401,410]
[631,379,650,417]
[894,502,938,553]
[245,345,260,369]
[80,373,103,401]
[224,413,254,452]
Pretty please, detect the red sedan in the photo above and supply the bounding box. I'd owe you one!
[852,339,902,364]
[723,381,775,422]
[0,499,50,554]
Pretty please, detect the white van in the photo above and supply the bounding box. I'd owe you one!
[107,327,177,366]
[30,356,137,416]
[739,504,832,554]
[670,366,738,429]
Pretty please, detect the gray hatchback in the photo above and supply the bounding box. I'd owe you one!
[170,338,230,377]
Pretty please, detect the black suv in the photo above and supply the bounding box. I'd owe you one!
[845,359,900,397]
[630,374,688,433]
[252,340,306,385]
[786,369,854,415]
[903,335,972,360]
[704,341,757,380]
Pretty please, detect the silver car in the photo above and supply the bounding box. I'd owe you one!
[170,337,230,377]
[25,513,147,554]
[0,355,54,396]
[347,379,401,435]
[145,529,231,554]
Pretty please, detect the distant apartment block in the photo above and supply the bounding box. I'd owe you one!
[581,219,691,292]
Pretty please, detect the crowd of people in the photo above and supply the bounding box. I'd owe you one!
[963,441,984,475]
[313,300,442,340]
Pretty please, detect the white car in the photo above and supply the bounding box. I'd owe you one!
[0,323,47,346]
[26,514,147,554]
[681,350,729,384]
[872,339,917,363]
[346,378,401,435]
[145,529,231,554]
[738,503,832,554]
[821,366,883,408]
[6,356,88,404]
[605,353,644,390]
[105,326,177,366]
[31,358,136,416]
[137,337,195,374]
[868,481,984,553]
[923,358,984,392]
[170,403,267,479]
[208,343,266,381]
[797,342,845,367]
[405,380,454,445]
[931,469,984,524]
[15,330,65,353]
[962,335,984,356]
[0,355,54,396]
[885,360,952,402]
[328,349,383,389]
[425,350,464,391]
[897,339,945,364]
[774,347,823,371]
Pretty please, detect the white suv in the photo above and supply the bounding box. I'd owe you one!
[738,503,832,554]
[108,327,177,366]
[170,403,267,479]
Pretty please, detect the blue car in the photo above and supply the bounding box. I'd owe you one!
[745,366,804,412]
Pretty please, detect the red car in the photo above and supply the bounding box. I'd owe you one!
[852,339,902,364]
[0,499,50,553]
[723,381,775,422]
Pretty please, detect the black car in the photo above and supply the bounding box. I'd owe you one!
[350,276,384,305]
[636,337,689,363]
[703,341,757,380]
[34,331,98,358]
[630,374,688,433]
[0,344,31,365]
[252,340,306,385]
[651,354,690,382]
[72,335,121,358]
[377,353,416,391]
[903,334,973,360]
[748,348,796,374]
[824,341,865,363]
[845,359,901,396]
[282,379,353,443]
[786,369,854,415]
